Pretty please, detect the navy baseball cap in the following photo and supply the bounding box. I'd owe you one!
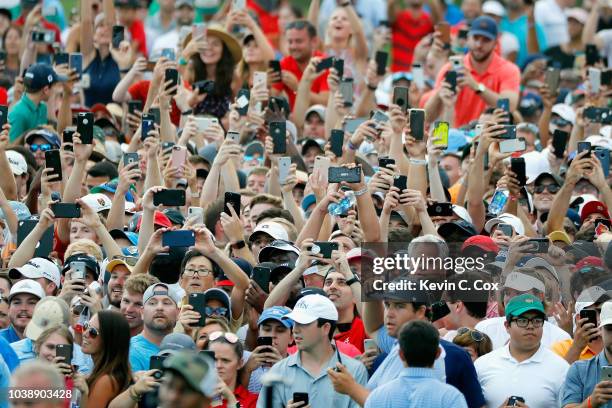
[469,16,498,40]
[24,64,66,91]
[25,128,61,148]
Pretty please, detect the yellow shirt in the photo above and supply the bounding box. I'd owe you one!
[551,339,596,360]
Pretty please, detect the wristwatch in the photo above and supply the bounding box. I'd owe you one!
[476,83,486,94]
[346,274,360,286]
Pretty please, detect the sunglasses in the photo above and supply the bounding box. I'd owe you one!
[534,184,560,194]
[457,327,485,342]
[112,254,138,266]
[205,306,228,317]
[30,143,52,152]
[83,322,99,339]
[209,331,239,343]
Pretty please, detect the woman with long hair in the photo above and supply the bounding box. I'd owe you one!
[81,310,131,407]
[1,25,22,85]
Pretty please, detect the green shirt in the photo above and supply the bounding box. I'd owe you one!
[8,93,48,142]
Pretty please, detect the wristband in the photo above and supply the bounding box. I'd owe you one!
[347,140,358,151]
[178,57,187,66]
[366,83,377,91]
[181,109,193,116]
[354,186,368,196]
[588,396,593,408]
[120,68,130,74]
[409,158,427,165]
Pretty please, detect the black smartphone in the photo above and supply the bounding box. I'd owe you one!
[0,105,7,128]
[393,86,409,113]
[55,52,69,66]
[497,223,514,237]
[17,219,53,257]
[313,241,339,258]
[153,189,186,206]
[252,266,271,293]
[77,112,94,144]
[51,203,81,218]
[127,100,142,116]
[236,88,250,116]
[330,129,344,157]
[45,149,62,182]
[256,336,273,348]
[584,107,611,124]
[339,78,353,107]
[445,70,457,93]
[293,393,309,405]
[269,60,281,79]
[409,109,425,141]
[393,175,407,191]
[62,129,74,151]
[497,98,510,114]
[586,44,600,66]
[510,157,526,186]
[498,125,516,140]
[270,121,286,154]
[224,192,241,215]
[141,118,154,141]
[508,396,525,407]
[577,141,592,156]
[55,344,72,364]
[378,157,395,170]
[427,202,454,217]
[580,309,598,327]
[69,53,83,78]
[112,25,124,48]
[316,57,334,72]
[375,51,388,76]
[333,58,344,78]
[165,68,179,94]
[149,107,161,126]
[188,293,206,326]
[545,67,560,93]
[431,301,451,322]
[123,152,139,167]
[458,28,469,40]
[162,230,195,248]
[526,238,549,254]
[328,166,361,183]
[149,355,167,379]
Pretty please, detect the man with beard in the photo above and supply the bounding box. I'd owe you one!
[120,274,160,337]
[103,258,133,309]
[0,280,45,343]
[129,283,181,371]
[426,16,521,127]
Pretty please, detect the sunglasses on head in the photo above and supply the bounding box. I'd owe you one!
[209,331,239,343]
[30,143,52,152]
[83,322,99,339]
[112,254,138,266]
[534,184,560,194]
[457,327,485,342]
[205,306,228,317]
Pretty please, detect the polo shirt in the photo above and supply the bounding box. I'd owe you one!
[0,354,8,408]
[221,385,257,408]
[255,347,368,408]
[391,10,434,72]
[10,338,35,364]
[129,334,160,372]
[500,15,548,67]
[0,336,19,372]
[364,367,468,408]
[8,94,48,141]
[0,325,21,344]
[551,339,597,361]
[84,50,121,107]
[432,53,520,127]
[475,316,571,350]
[561,351,612,407]
[129,20,148,57]
[475,343,569,408]
[272,51,330,110]
[534,0,569,49]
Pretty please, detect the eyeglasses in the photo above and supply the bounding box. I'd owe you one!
[83,322,99,338]
[183,269,213,278]
[209,331,238,343]
[534,184,560,194]
[111,255,138,266]
[205,306,228,317]
[456,327,485,342]
[30,143,52,152]
[511,316,545,328]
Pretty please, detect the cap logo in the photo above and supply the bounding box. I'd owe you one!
[525,298,533,303]
[25,73,34,79]
[98,198,106,206]
[47,74,53,83]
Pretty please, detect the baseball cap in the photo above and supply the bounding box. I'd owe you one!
[244,141,264,157]
[565,7,588,24]
[175,0,194,8]
[163,208,185,226]
[504,293,545,318]
[305,104,325,120]
[517,256,559,282]
[548,230,572,245]
[143,283,182,306]
[25,297,69,341]
[9,258,61,288]
[135,211,172,231]
[24,63,66,91]
[203,288,231,319]
[482,0,505,17]
[249,221,289,243]
[485,213,525,235]
[258,240,300,263]
[62,254,100,279]
[301,194,317,212]
[503,272,545,292]
[158,333,196,356]
[303,263,332,278]
[552,104,576,125]
[599,301,612,327]
[575,286,610,315]
[6,150,27,176]
[469,16,498,41]
[109,229,139,246]
[437,220,478,239]
[533,172,563,187]
[452,205,473,224]
[0,201,31,221]
[573,256,604,272]
[580,201,610,223]
[163,351,218,397]
[283,294,338,324]
[258,306,293,328]
[461,235,499,253]
[25,128,61,148]
[104,257,134,275]
[301,138,325,156]
[80,193,112,213]
[8,279,45,302]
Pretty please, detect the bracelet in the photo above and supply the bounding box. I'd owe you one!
[182,109,193,115]
[347,140,358,150]
[341,1,351,6]
[354,186,368,196]
[409,158,427,165]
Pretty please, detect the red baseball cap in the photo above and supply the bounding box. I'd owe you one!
[136,211,172,231]
[461,235,500,253]
[572,256,603,272]
[580,201,610,223]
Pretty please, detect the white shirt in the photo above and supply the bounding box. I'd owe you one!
[151,30,180,58]
[534,0,569,48]
[475,343,569,408]
[475,317,570,350]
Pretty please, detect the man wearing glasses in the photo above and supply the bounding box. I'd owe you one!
[475,294,569,407]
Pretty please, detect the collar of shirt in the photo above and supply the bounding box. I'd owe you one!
[399,366,438,379]
[22,93,42,112]
[463,52,505,78]
[287,345,341,379]
[596,351,611,369]
[501,342,546,364]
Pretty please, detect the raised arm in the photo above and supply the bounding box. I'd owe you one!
[0,125,17,200]
[80,0,95,64]
[547,152,590,232]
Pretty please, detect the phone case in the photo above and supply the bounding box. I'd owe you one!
[393,87,409,113]
[252,267,271,293]
[316,57,334,72]
[77,113,94,144]
[51,203,81,218]
[69,53,83,77]
[313,157,331,181]
[44,149,62,181]
[17,219,53,257]
[55,344,72,363]
[313,242,339,258]
[153,189,186,206]
[271,122,287,154]
[330,130,344,157]
[188,293,207,326]
[333,58,344,78]
[224,192,241,215]
[340,79,353,107]
[510,158,526,186]
[188,207,204,224]
[141,119,154,140]
[123,152,139,167]
[409,109,425,140]
[162,230,195,248]
[375,51,388,76]
[394,175,407,191]
[165,69,179,94]
[432,122,449,147]
[445,70,457,92]
[171,146,187,169]
[328,167,360,183]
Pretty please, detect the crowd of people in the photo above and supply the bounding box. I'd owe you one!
[0,0,609,407]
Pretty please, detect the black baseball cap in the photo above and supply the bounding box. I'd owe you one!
[24,64,66,91]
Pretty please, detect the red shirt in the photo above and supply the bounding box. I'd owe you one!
[287,339,361,358]
[15,16,61,43]
[391,10,434,72]
[334,316,368,353]
[220,385,257,408]
[432,53,520,127]
[0,87,7,106]
[273,51,330,110]
[128,20,147,57]
[128,80,181,126]
[247,0,279,46]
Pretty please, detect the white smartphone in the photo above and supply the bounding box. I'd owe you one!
[253,71,267,89]
[449,55,463,71]
[602,366,612,381]
[232,0,246,10]
[171,145,187,169]
[278,157,291,185]
[193,116,219,132]
[412,64,425,90]
[588,67,601,94]
[226,131,240,143]
[188,206,204,224]
[313,156,331,183]
[364,339,378,351]
[499,138,526,154]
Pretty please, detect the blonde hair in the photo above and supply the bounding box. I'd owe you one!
[34,325,73,355]
[65,239,103,261]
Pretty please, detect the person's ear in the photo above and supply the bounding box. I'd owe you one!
[398,348,406,363]
[435,346,441,360]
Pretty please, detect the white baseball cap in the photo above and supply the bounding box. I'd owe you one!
[452,205,473,224]
[80,193,112,213]
[6,150,27,176]
[552,104,576,125]
[25,297,69,341]
[503,272,546,292]
[599,301,612,328]
[8,279,45,302]
[9,258,61,288]
[482,1,505,17]
[283,294,338,324]
[485,213,525,235]
[249,221,289,242]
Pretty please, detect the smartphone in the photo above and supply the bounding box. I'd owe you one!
[123,152,139,168]
[330,129,344,157]
[51,203,81,218]
[445,70,457,93]
[393,86,409,113]
[412,63,425,90]
[526,238,549,254]
[375,51,388,76]
[601,366,612,381]
[256,336,273,348]
[552,129,569,159]
[278,156,291,185]
[603,70,612,86]
[393,175,407,191]
[577,141,592,156]
[17,219,53,258]
[31,31,46,42]
[193,117,219,132]
[510,157,526,186]
[458,28,469,40]
[431,301,451,321]
[432,121,449,148]
[378,157,395,170]
[141,118,154,141]
[436,22,450,45]
[595,148,610,178]
[55,344,73,364]
[363,339,377,351]
[497,223,513,237]
[45,149,62,182]
[62,129,74,151]
[580,309,598,327]
[69,53,83,78]
[150,355,167,379]
[584,107,612,124]
[77,112,94,144]
[316,57,334,73]
[545,68,560,93]
[0,105,8,128]
[589,67,601,94]
[409,109,425,141]
[236,88,250,116]
[149,107,161,126]
[333,58,344,78]
[187,206,204,224]
[112,25,124,48]
[312,242,339,258]
[508,396,525,407]
[427,202,454,217]
[313,156,331,181]
[224,192,241,215]
[497,98,510,114]
[344,117,367,133]
[226,131,240,144]
[188,293,206,326]
[328,166,361,183]
[586,44,600,66]
[252,266,271,293]
[164,68,179,94]
[162,230,195,247]
[171,146,187,169]
[253,71,267,89]
[270,121,287,154]
[55,52,69,66]
[339,78,353,107]
[293,393,309,406]
[268,60,281,80]
[153,189,186,206]
[127,100,142,116]
[499,138,525,154]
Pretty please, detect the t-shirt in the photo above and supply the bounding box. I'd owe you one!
[129,20,148,57]
[272,51,330,110]
[247,0,279,46]
[129,334,160,372]
[500,15,548,68]
[128,80,181,126]
[391,10,434,72]
[534,0,569,49]
[334,316,368,353]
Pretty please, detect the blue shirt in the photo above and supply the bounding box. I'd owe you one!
[500,15,548,67]
[562,352,612,408]
[129,334,160,372]
[0,354,9,408]
[10,338,35,364]
[0,325,20,344]
[0,336,19,372]
[84,50,121,107]
[364,367,468,408]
